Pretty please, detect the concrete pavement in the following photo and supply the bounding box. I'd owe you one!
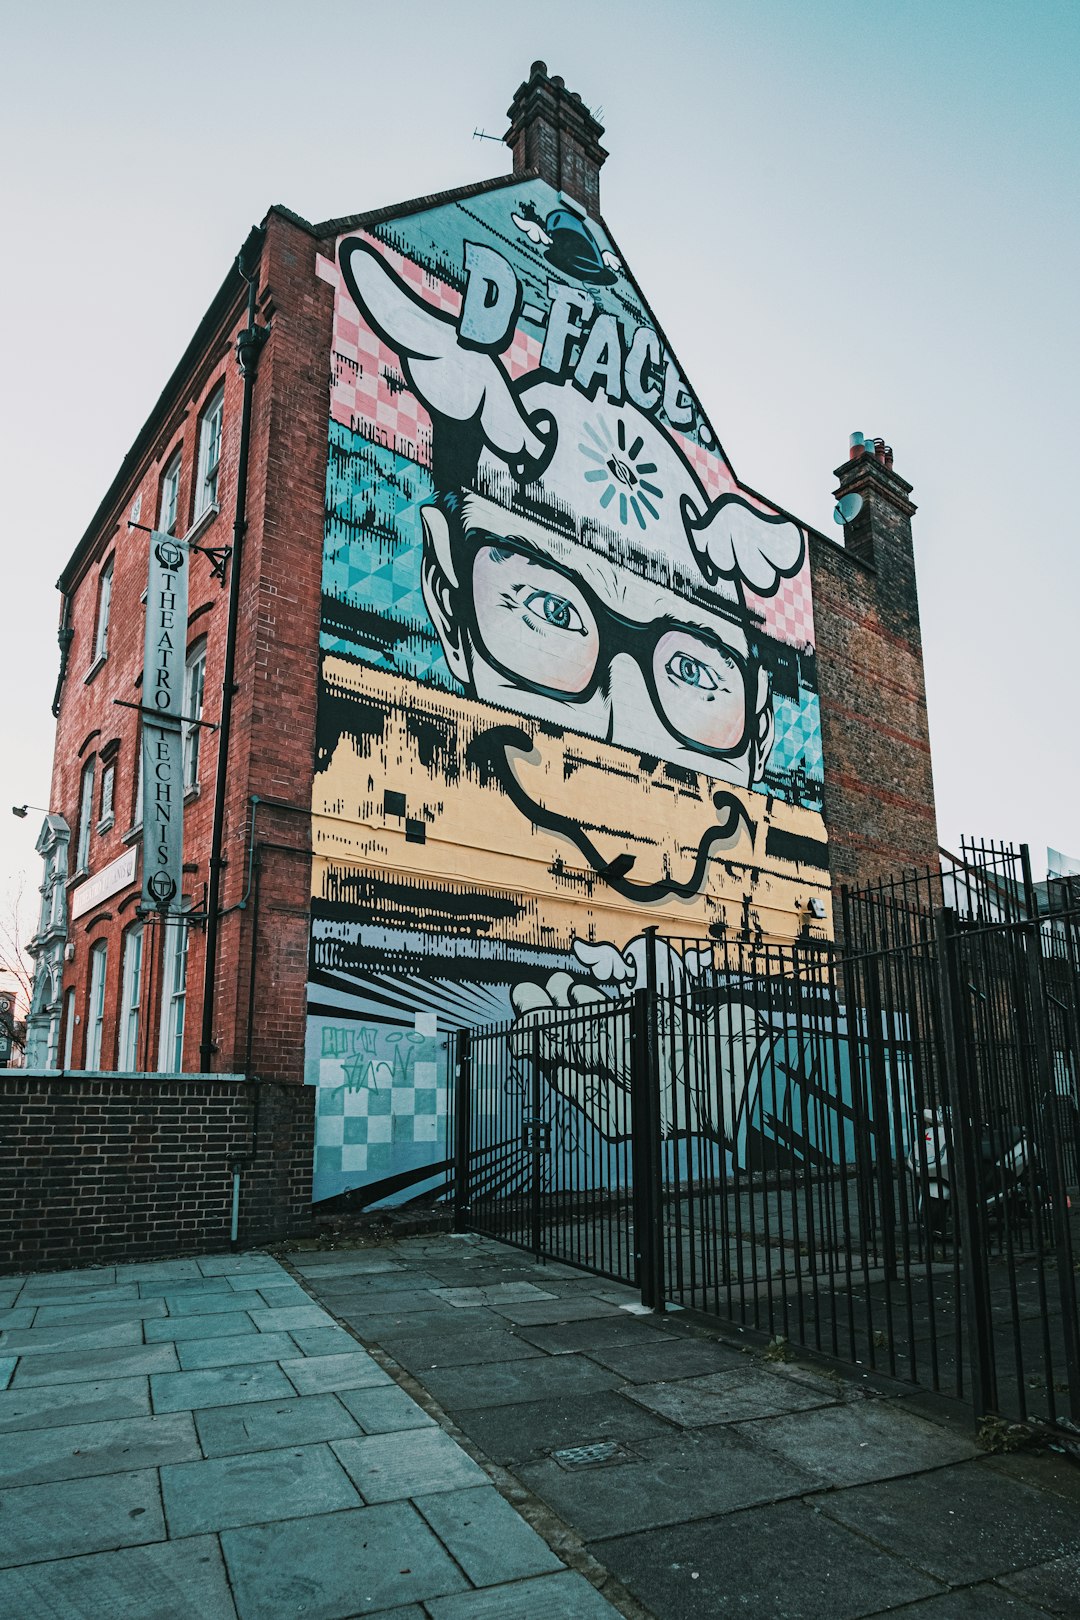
[291,1232,1080,1619]
[0,1249,619,1618]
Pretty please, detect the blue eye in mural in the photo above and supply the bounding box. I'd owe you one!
[578,414,664,529]
[511,200,622,285]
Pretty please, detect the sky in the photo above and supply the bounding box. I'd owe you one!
[2,0,1078,947]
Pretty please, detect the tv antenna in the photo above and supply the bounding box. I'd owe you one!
[472,127,503,143]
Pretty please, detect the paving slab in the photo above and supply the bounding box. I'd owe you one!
[219,1502,467,1619]
[0,1374,150,1432]
[196,1253,275,1277]
[21,1267,117,1293]
[0,1319,143,1354]
[379,1327,545,1373]
[158,1290,266,1315]
[451,1389,675,1466]
[314,1269,448,1297]
[419,1353,619,1412]
[138,1276,235,1298]
[883,1586,1049,1616]
[595,1497,944,1619]
[305,1289,454,1319]
[287,1325,362,1357]
[247,1305,330,1333]
[431,1283,558,1308]
[0,1466,165,1567]
[738,1398,979,1486]
[194,1392,362,1456]
[623,1364,840,1426]
[161,1442,362,1536]
[0,1284,23,1308]
[999,1550,1080,1615]
[13,1341,179,1386]
[515,1316,686,1356]
[31,1297,168,1326]
[819,1459,1080,1584]
[424,1570,618,1618]
[290,1256,406,1278]
[492,1296,631,1326]
[15,1282,139,1305]
[226,1272,299,1292]
[151,1361,295,1413]
[414,1484,563,1585]
[176,1331,297,1370]
[252,1284,312,1306]
[0,1410,200,1487]
[279,1350,392,1395]
[346,1306,508,1338]
[117,1259,206,1283]
[0,1356,16,1390]
[584,1335,746,1383]
[519,1424,816,1539]
[0,1531,238,1619]
[337,1383,436,1433]
[331,1426,489,1500]
[145,1311,259,1342]
[0,1308,36,1330]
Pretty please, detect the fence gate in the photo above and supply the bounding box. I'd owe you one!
[450,845,1080,1435]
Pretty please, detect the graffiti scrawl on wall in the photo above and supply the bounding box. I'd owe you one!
[307,178,831,1204]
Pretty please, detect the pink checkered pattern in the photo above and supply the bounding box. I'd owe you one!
[676,433,738,499]
[746,561,815,649]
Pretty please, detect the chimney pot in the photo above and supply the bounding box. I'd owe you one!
[531,59,548,74]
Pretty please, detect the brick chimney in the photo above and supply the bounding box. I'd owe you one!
[504,61,608,215]
[833,433,917,569]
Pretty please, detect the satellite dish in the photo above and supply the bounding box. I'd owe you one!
[833,491,864,525]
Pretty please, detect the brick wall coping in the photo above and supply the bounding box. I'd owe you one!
[10,1070,250,1085]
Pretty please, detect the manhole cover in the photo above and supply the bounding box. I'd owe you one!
[550,1440,628,1471]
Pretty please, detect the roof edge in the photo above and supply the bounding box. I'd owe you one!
[301,167,540,240]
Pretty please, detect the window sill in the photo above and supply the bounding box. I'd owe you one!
[67,868,90,888]
[83,653,107,686]
[184,503,220,546]
[121,824,142,846]
[96,815,115,835]
[184,782,201,803]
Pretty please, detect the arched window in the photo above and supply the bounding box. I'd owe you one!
[158,450,182,535]
[86,940,108,1068]
[159,917,189,1073]
[76,757,96,873]
[118,924,144,1070]
[183,639,207,790]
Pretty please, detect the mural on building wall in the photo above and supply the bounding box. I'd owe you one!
[307,179,832,1204]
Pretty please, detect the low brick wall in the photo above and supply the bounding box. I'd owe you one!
[0,1071,315,1274]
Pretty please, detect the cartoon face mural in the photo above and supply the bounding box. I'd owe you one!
[307,179,831,1205]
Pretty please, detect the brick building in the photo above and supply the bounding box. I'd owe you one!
[19,63,936,1235]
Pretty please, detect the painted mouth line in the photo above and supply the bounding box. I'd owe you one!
[467,725,755,905]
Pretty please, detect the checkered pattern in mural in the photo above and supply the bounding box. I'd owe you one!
[311,1022,446,1186]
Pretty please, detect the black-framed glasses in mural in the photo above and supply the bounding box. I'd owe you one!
[461,533,757,760]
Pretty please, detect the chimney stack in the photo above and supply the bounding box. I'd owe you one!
[834,433,916,569]
[504,61,608,216]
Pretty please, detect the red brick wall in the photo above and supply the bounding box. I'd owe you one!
[48,210,333,1088]
[810,459,939,901]
[0,1071,314,1273]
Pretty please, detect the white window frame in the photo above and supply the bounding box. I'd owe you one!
[118,924,143,1070]
[183,640,207,791]
[86,940,108,1068]
[158,451,182,535]
[94,558,114,663]
[76,758,95,871]
[159,917,189,1073]
[194,385,224,518]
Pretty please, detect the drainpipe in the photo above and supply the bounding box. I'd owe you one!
[199,230,269,1074]
[51,594,73,718]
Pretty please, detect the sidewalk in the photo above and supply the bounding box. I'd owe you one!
[291,1232,1080,1620]
[0,1250,618,1618]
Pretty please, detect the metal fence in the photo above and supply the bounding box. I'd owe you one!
[450,842,1080,1434]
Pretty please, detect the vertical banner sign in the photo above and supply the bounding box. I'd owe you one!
[141,533,189,913]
